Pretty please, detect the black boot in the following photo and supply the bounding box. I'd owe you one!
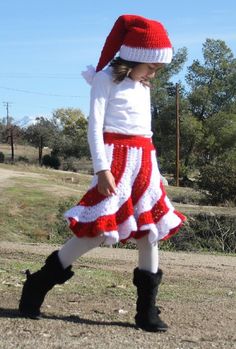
[19,250,74,319]
[133,267,168,332]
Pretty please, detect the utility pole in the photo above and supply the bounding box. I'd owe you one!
[3,102,14,162]
[3,102,12,126]
[175,83,180,187]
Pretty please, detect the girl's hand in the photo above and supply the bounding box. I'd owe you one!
[97,170,117,196]
[140,79,151,88]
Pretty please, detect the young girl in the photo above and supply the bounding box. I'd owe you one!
[19,14,186,332]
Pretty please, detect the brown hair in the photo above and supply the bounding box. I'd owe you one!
[109,57,140,83]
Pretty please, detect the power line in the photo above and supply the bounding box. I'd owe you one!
[0,74,84,80]
[0,86,87,98]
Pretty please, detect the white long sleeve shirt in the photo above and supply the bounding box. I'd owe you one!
[87,67,153,173]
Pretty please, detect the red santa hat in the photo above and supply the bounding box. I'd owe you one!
[96,14,173,72]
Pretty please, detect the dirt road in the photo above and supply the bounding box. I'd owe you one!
[0,241,235,349]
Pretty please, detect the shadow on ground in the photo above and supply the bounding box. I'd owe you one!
[0,307,136,329]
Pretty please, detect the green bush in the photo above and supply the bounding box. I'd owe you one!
[18,156,29,163]
[0,151,5,163]
[114,213,236,254]
[52,197,78,243]
[161,213,236,254]
[198,161,236,205]
[62,157,79,172]
[42,154,61,170]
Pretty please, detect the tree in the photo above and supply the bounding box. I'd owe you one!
[150,48,188,174]
[186,39,236,120]
[197,112,236,204]
[24,117,59,165]
[151,47,188,119]
[199,160,236,204]
[52,108,90,159]
[180,114,204,176]
[0,118,24,162]
[199,112,236,165]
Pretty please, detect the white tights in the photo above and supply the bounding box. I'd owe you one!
[58,234,159,274]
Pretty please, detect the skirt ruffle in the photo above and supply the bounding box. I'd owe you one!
[64,133,186,245]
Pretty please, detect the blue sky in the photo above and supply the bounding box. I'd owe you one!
[1,0,236,123]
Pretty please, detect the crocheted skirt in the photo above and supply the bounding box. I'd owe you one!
[64,132,186,245]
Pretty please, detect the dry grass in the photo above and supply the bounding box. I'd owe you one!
[0,143,51,162]
[0,164,91,242]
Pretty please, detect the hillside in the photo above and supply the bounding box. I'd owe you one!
[0,164,235,244]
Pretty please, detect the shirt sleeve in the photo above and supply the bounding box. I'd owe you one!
[87,70,111,174]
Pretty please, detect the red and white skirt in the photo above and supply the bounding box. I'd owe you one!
[64,133,186,245]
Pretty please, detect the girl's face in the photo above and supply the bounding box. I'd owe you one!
[129,63,164,83]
